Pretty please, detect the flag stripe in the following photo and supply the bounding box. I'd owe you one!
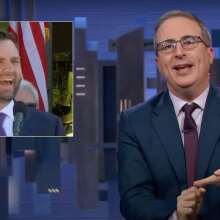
[40,22,46,40]
[30,22,48,79]
[17,23,45,110]
[20,22,48,111]
[8,23,17,39]
[9,21,49,111]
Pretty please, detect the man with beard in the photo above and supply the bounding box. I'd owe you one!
[0,30,65,136]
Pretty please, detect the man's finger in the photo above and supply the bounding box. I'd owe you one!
[198,187,206,194]
[194,175,220,187]
[214,169,220,176]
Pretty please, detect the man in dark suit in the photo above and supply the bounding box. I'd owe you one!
[19,103,65,136]
[0,30,65,136]
[118,10,220,220]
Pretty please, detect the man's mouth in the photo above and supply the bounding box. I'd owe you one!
[173,64,193,71]
[0,79,13,86]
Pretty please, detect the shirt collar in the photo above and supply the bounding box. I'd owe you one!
[169,85,209,116]
[0,100,14,120]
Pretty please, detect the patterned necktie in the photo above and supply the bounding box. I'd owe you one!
[182,103,199,187]
[0,112,6,136]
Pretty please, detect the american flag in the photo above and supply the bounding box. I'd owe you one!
[8,22,49,111]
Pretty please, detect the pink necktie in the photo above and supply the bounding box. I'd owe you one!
[182,103,199,187]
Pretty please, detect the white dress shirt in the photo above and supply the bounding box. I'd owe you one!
[0,100,14,136]
[168,85,209,220]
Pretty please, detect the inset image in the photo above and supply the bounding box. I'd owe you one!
[0,21,73,136]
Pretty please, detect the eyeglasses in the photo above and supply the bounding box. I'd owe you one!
[157,35,207,54]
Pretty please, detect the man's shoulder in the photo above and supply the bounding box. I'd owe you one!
[21,107,65,136]
[211,84,220,96]
[26,107,61,123]
[123,91,167,117]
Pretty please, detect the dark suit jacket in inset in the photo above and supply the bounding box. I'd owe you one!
[118,84,220,220]
[19,106,65,136]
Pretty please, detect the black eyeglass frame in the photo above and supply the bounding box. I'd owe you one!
[156,35,208,54]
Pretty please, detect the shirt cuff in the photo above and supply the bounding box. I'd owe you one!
[168,210,177,220]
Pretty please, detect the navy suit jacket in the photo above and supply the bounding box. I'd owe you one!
[18,106,65,136]
[118,84,220,220]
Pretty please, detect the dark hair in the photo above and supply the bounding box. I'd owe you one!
[154,10,212,55]
[0,30,18,49]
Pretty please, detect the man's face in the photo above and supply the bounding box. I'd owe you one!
[155,17,214,99]
[0,40,22,104]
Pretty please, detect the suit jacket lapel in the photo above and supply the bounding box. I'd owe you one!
[197,84,220,179]
[152,91,187,184]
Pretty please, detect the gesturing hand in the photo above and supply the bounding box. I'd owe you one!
[177,186,206,220]
[194,169,220,187]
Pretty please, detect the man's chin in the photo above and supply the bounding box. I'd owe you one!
[177,82,195,89]
[0,82,20,105]
[0,93,15,103]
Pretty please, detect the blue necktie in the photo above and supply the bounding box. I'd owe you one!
[0,113,6,136]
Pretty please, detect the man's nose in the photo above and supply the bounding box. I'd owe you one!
[174,42,186,58]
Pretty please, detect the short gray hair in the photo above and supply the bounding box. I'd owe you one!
[154,10,212,55]
[19,79,39,107]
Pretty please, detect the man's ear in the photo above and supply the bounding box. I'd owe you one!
[155,56,160,73]
[208,47,214,64]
